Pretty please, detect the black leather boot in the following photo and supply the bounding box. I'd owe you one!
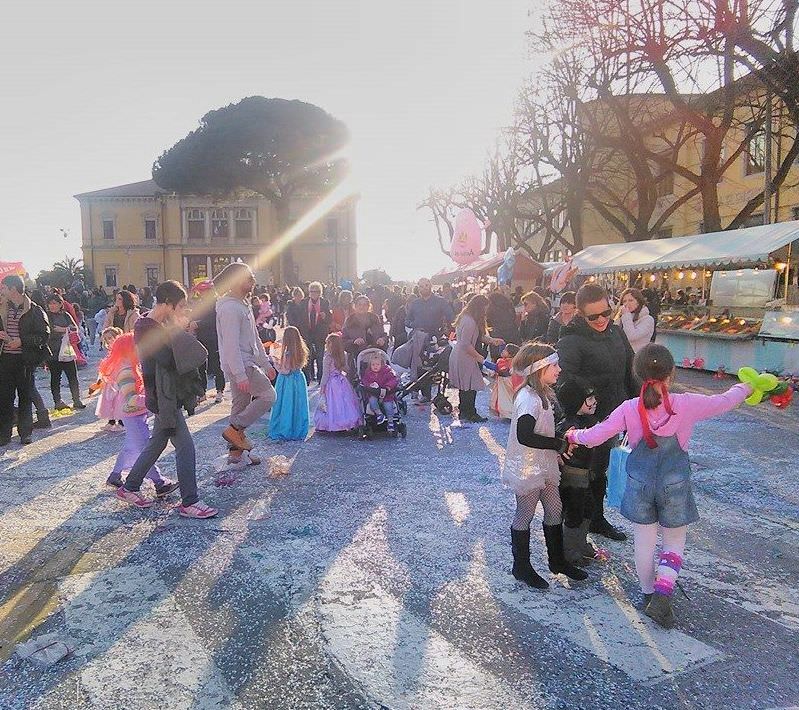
[589,483,627,541]
[33,410,52,429]
[510,528,549,589]
[543,524,589,581]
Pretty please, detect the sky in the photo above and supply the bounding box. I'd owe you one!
[0,1,534,282]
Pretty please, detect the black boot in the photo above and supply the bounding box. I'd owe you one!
[33,410,51,429]
[543,524,589,581]
[589,483,627,541]
[510,528,549,589]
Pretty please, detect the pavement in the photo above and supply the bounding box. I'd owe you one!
[0,359,798,710]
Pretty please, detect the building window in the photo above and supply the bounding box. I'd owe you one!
[745,127,766,175]
[187,255,208,283]
[102,218,115,240]
[234,209,253,241]
[325,217,339,242]
[104,266,118,288]
[187,209,206,241]
[144,218,157,241]
[145,266,159,288]
[211,255,232,277]
[655,171,674,197]
[211,209,229,239]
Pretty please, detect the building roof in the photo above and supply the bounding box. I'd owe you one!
[74,180,164,200]
[571,221,799,274]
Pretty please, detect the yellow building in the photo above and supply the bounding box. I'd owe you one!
[75,180,358,291]
[527,91,799,261]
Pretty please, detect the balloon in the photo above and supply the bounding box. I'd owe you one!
[550,260,579,293]
[450,209,483,265]
[497,248,516,286]
[737,367,780,405]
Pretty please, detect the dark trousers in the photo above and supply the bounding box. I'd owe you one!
[30,373,47,415]
[459,389,476,415]
[0,355,33,440]
[199,349,225,393]
[590,442,612,523]
[123,409,198,507]
[304,339,325,382]
[47,358,81,406]
[560,485,594,528]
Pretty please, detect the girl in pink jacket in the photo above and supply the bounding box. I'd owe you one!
[97,333,179,496]
[567,343,753,629]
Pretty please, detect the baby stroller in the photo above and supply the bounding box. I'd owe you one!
[394,336,453,416]
[356,347,408,439]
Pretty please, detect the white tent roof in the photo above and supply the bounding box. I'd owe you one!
[571,221,799,275]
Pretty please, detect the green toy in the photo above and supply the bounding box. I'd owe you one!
[737,367,780,405]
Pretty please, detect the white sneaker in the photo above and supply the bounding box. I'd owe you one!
[214,391,224,403]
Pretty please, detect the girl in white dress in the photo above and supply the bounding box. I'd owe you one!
[502,342,589,589]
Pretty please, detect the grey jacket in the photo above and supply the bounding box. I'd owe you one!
[216,295,270,384]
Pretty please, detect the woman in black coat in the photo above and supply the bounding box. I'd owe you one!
[556,283,637,541]
[486,291,519,357]
[518,291,550,343]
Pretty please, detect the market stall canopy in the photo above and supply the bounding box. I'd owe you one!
[431,252,543,284]
[571,221,799,275]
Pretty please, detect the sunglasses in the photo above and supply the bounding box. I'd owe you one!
[585,309,612,322]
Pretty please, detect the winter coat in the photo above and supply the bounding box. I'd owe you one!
[556,316,637,420]
[103,307,140,333]
[519,307,550,343]
[46,310,79,358]
[361,364,399,402]
[0,295,51,366]
[154,329,208,428]
[342,312,385,354]
[616,306,655,353]
[293,297,332,343]
[486,297,520,346]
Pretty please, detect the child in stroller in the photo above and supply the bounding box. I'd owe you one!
[357,348,407,439]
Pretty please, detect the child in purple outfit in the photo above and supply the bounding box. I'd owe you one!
[567,343,754,629]
[360,351,399,432]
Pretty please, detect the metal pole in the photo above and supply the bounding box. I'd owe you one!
[785,241,792,302]
[764,89,773,225]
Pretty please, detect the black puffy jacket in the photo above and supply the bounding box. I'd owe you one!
[556,316,637,419]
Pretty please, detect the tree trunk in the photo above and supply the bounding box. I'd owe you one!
[700,178,722,233]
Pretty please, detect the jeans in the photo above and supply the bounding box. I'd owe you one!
[110,414,165,485]
[229,365,276,431]
[367,396,397,419]
[0,354,32,440]
[123,409,198,506]
[47,358,81,406]
[87,318,98,345]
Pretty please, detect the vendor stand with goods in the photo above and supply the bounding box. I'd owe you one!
[569,222,799,377]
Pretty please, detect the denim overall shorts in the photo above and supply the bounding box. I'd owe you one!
[620,435,700,528]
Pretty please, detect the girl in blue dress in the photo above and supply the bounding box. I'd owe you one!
[268,326,310,441]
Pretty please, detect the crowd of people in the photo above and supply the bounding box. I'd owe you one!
[0,267,761,627]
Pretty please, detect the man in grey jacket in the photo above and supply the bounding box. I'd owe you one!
[214,263,276,465]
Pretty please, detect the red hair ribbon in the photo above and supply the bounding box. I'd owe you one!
[638,379,675,449]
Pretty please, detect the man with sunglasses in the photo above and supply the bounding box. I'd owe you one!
[556,283,637,541]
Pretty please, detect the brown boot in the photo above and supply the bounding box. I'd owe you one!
[223,425,253,451]
[644,592,676,629]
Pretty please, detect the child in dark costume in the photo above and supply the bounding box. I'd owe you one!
[555,377,600,565]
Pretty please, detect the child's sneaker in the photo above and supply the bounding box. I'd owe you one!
[155,480,180,497]
[214,391,224,404]
[178,500,218,519]
[115,486,153,508]
[112,423,125,432]
[387,419,396,433]
[105,475,123,488]
[102,422,116,433]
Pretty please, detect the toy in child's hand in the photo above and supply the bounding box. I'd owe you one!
[770,384,793,409]
[737,367,780,405]
[482,359,497,372]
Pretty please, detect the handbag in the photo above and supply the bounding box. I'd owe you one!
[58,332,76,362]
[606,434,631,508]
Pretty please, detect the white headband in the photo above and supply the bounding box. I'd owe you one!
[520,352,559,377]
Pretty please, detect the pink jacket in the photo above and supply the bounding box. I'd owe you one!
[95,363,147,420]
[361,365,399,402]
[570,383,752,451]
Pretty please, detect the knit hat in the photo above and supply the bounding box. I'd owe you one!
[557,377,596,417]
